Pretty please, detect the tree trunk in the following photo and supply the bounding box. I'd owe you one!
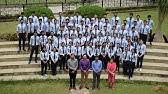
[153,22,165,42]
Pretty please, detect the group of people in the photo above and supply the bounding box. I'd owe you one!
[16,11,153,90]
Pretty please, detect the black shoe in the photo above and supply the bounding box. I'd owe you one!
[73,87,76,90]
[85,86,89,89]
[17,50,21,54]
[79,86,82,89]
[69,87,72,90]
[28,61,31,64]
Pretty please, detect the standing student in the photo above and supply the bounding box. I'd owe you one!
[29,31,40,64]
[59,42,67,71]
[92,56,103,90]
[40,46,49,76]
[122,47,131,75]
[27,17,35,51]
[79,55,90,89]
[137,40,146,71]
[106,57,116,89]
[67,54,78,90]
[147,15,154,45]
[16,18,27,52]
[128,48,137,79]
[140,20,150,44]
[50,47,59,76]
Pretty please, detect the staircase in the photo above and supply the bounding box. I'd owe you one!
[0,41,168,82]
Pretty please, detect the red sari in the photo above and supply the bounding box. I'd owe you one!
[107,62,116,83]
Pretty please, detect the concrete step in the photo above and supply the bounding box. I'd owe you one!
[0,41,18,48]
[146,48,168,57]
[142,62,168,71]
[0,74,167,82]
[146,42,168,49]
[0,61,40,69]
[0,54,167,64]
[0,67,167,78]
[0,61,167,71]
[143,55,168,63]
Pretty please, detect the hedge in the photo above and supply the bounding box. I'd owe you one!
[75,5,106,18]
[24,6,54,17]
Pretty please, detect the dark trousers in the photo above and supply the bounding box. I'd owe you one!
[29,46,39,62]
[59,55,67,70]
[27,33,33,50]
[48,56,51,70]
[128,61,135,79]
[123,60,128,75]
[115,56,120,72]
[69,69,77,88]
[140,34,148,45]
[75,55,81,69]
[51,61,57,75]
[149,30,153,44]
[92,71,101,89]
[99,54,108,69]
[89,55,95,69]
[137,55,144,68]
[18,33,26,51]
[41,61,47,75]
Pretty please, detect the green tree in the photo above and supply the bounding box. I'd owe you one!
[154,0,168,42]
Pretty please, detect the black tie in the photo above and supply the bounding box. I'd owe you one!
[63,47,64,54]
[43,36,44,44]
[34,36,36,46]
[54,52,55,59]
[70,46,71,53]
[58,38,60,48]
[77,47,78,55]
[44,52,45,60]
[125,52,127,60]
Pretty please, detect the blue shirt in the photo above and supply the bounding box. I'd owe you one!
[92,60,102,73]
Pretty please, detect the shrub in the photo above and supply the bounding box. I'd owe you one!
[75,5,106,18]
[24,6,54,17]
[0,33,17,41]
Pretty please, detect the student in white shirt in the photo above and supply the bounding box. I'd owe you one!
[27,18,35,50]
[122,47,131,75]
[126,13,135,30]
[128,48,137,79]
[40,46,49,76]
[16,19,27,52]
[39,31,48,50]
[50,47,59,75]
[147,15,154,45]
[111,12,121,26]
[18,12,27,23]
[29,31,40,64]
[140,20,150,44]
[59,42,67,70]
[137,40,146,71]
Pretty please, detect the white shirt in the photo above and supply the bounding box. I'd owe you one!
[30,35,40,46]
[39,35,48,46]
[140,24,150,35]
[16,23,27,33]
[40,51,49,61]
[50,51,59,63]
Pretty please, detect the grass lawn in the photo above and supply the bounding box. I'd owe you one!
[0,9,168,36]
[0,79,168,94]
